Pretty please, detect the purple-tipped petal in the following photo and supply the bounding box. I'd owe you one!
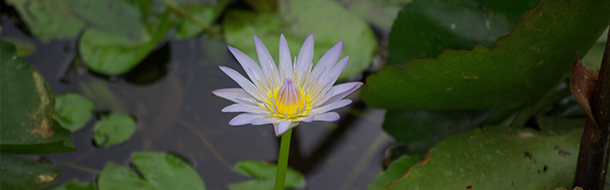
[222,104,266,113]
[318,82,362,106]
[295,34,314,78]
[228,46,268,86]
[311,99,352,114]
[279,34,293,79]
[229,113,264,126]
[252,117,281,125]
[219,66,263,100]
[253,35,280,85]
[318,56,349,95]
[212,88,252,102]
[309,41,343,85]
[301,116,315,122]
[313,112,340,122]
[273,121,293,136]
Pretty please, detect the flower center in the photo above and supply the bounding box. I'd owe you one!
[273,79,306,118]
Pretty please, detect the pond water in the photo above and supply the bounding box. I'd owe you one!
[2,11,392,189]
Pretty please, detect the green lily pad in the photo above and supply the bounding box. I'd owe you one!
[174,0,230,39]
[384,119,584,189]
[79,9,173,76]
[386,0,542,66]
[50,179,95,190]
[0,152,61,190]
[0,40,75,154]
[223,0,376,80]
[228,160,305,190]
[368,155,424,190]
[361,0,610,110]
[93,114,136,148]
[5,0,85,42]
[383,110,494,154]
[54,93,95,132]
[98,152,205,190]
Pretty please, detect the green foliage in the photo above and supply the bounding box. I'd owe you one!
[0,153,62,189]
[223,0,376,80]
[98,152,206,190]
[174,0,230,39]
[368,155,424,190]
[362,0,610,110]
[50,179,96,190]
[384,118,584,189]
[0,40,76,154]
[93,114,137,147]
[228,160,305,190]
[54,93,95,132]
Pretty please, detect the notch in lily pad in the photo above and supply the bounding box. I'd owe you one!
[93,113,137,148]
[54,93,95,132]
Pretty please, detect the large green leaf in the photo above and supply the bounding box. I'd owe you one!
[386,0,541,66]
[79,9,173,75]
[93,114,137,148]
[368,155,424,190]
[361,0,610,110]
[0,152,61,189]
[383,118,584,189]
[0,40,76,154]
[54,93,95,132]
[98,152,205,190]
[5,0,84,42]
[383,110,494,154]
[223,0,376,80]
[50,179,95,190]
[174,0,230,39]
[228,160,305,190]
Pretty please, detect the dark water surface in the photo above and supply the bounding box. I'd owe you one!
[2,14,391,190]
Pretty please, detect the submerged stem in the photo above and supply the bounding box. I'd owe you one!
[274,128,293,190]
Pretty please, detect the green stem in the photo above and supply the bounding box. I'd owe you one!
[274,128,293,190]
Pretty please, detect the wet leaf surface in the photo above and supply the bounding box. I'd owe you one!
[0,152,61,189]
[386,119,584,189]
[49,179,95,190]
[54,93,95,132]
[362,0,610,110]
[98,152,206,190]
[368,155,424,190]
[382,110,494,154]
[228,160,305,190]
[93,114,136,148]
[0,40,76,154]
[223,0,376,80]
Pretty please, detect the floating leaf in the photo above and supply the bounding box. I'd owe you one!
[50,179,95,190]
[93,114,136,147]
[368,155,424,190]
[0,40,75,154]
[362,0,610,110]
[382,110,494,154]
[174,0,230,39]
[0,152,61,189]
[98,152,205,190]
[5,0,85,42]
[223,0,376,80]
[386,0,541,66]
[54,93,95,132]
[385,120,583,189]
[342,0,402,30]
[228,160,305,190]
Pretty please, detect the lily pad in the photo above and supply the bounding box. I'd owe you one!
[5,0,84,42]
[0,40,75,154]
[228,160,305,190]
[368,155,424,190]
[386,0,542,66]
[384,119,584,189]
[54,93,95,132]
[174,0,230,39]
[93,114,136,148]
[50,179,95,190]
[223,0,376,80]
[361,0,610,110]
[98,152,205,190]
[0,152,61,190]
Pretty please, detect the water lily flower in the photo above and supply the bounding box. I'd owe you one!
[212,34,362,136]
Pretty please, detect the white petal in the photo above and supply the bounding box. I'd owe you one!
[211,88,252,102]
[253,35,280,86]
[313,112,340,122]
[309,41,342,85]
[279,34,293,79]
[251,117,281,125]
[222,104,266,113]
[229,113,264,126]
[228,46,268,87]
[273,121,294,136]
[219,66,263,100]
[311,99,352,114]
[301,116,314,122]
[318,56,349,95]
[318,82,362,106]
[295,34,314,79]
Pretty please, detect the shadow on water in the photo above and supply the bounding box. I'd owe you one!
[1,9,391,189]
